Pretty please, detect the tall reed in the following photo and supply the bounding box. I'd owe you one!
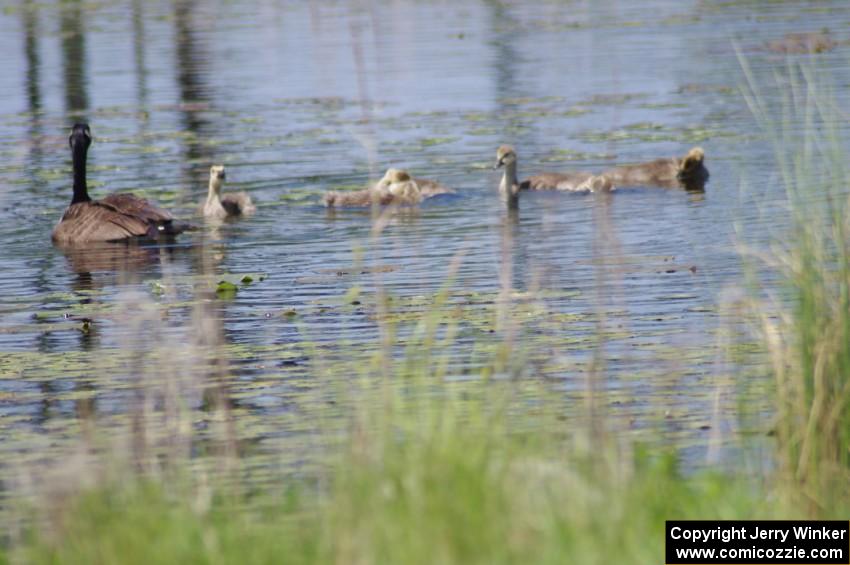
[740,56,850,504]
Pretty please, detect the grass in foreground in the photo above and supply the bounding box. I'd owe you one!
[740,57,850,501]
[18,408,797,565]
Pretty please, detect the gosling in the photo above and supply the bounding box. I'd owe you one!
[494,145,614,208]
[323,168,449,207]
[373,168,422,201]
[494,145,605,192]
[603,147,708,190]
[202,165,255,219]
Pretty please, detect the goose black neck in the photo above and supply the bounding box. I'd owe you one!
[71,138,90,204]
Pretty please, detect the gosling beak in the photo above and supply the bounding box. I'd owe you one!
[493,159,504,170]
[219,171,227,180]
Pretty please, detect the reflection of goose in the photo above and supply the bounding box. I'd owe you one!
[603,147,708,190]
[202,165,255,219]
[323,168,449,207]
[61,241,167,276]
[52,124,191,244]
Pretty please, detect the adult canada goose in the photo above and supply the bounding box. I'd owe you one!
[52,124,190,244]
[202,165,255,219]
[323,168,448,207]
[603,147,708,190]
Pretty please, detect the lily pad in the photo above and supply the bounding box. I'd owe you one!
[216,281,239,298]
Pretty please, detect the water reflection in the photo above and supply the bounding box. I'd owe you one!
[191,240,239,460]
[22,1,40,115]
[174,0,213,184]
[21,0,45,190]
[132,0,149,108]
[131,0,154,186]
[60,0,88,119]
[58,243,171,289]
[496,206,519,374]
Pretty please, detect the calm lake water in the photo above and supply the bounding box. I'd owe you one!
[0,0,849,490]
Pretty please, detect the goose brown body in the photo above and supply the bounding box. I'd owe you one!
[521,171,597,191]
[53,194,178,244]
[603,147,708,190]
[322,188,395,208]
[52,124,189,244]
[413,177,453,198]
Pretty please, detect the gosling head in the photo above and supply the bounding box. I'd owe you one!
[208,165,226,197]
[69,123,92,152]
[377,168,419,199]
[380,168,411,184]
[494,145,517,169]
[210,165,226,182]
[679,147,705,176]
[375,168,412,194]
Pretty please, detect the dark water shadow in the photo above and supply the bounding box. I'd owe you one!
[21,1,46,194]
[60,0,88,121]
[174,0,215,192]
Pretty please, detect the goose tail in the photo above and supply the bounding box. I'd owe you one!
[147,220,197,239]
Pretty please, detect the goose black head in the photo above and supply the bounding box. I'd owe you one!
[69,123,92,150]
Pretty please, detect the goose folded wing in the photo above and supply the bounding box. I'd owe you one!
[414,178,454,197]
[221,192,256,215]
[323,188,395,207]
[54,201,155,243]
[100,193,175,223]
[605,159,677,187]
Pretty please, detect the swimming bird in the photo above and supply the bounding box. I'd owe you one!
[603,147,708,190]
[493,145,521,209]
[323,168,448,207]
[494,145,613,208]
[373,168,422,201]
[493,145,606,193]
[52,124,191,245]
[202,165,255,219]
